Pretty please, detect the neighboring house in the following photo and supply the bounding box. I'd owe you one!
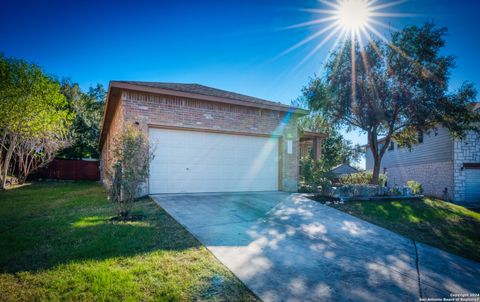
[99,81,308,195]
[365,103,480,204]
[330,163,359,179]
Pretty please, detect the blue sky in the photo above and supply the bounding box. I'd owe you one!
[1,0,479,167]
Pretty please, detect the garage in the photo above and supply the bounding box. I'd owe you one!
[100,81,306,195]
[465,168,480,203]
[149,128,279,194]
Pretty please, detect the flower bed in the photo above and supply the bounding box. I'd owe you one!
[327,184,422,202]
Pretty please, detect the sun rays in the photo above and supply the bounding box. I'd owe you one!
[279,0,412,68]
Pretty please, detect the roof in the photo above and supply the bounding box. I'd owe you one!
[364,101,480,148]
[300,130,327,140]
[100,81,309,149]
[112,81,307,113]
[330,163,359,176]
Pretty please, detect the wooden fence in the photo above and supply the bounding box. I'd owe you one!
[30,158,100,181]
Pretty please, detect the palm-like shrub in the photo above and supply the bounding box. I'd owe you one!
[406,180,423,195]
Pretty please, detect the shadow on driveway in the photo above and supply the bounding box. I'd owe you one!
[152,192,480,302]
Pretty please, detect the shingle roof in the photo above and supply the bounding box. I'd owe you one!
[115,81,295,111]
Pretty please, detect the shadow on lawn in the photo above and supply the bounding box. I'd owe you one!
[0,183,202,274]
[331,199,480,263]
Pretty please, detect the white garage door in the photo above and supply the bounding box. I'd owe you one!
[465,168,480,203]
[149,128,279,194]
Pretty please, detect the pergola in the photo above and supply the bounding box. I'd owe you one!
[299,131,327,161]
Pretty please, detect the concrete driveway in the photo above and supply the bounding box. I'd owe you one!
[152,192,480,302]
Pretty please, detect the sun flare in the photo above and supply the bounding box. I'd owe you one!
[278,0,410,67]
[335,0,372,33]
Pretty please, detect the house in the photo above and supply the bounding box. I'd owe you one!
[365,103,480,204]
[99,81,308,195]
[330,163,359,179]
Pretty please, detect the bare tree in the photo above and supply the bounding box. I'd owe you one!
[14,132,70,183]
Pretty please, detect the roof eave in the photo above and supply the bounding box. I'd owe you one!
[98,82,113,150]
[110,81,308,114]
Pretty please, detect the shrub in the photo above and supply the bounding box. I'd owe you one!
[299,156,334,193]
[339,171,387,186]
[333,184,387,198]
[107,124,155,219]
[406,180,423,195]
[389,185,401,196]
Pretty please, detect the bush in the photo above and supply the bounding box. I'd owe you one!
[333,184,388,198]
[299,156,334,193]
[339,171,387,186]
[107,124,155,219]
[406,180,423,195]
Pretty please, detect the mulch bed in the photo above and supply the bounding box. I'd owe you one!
[308,195,342,204]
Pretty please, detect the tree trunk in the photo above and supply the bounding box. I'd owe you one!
[0,136,17,190]
[372,155,381,185]
[368,128,392,186]
[367,128,383,186]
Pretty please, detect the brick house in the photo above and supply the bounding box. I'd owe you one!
[99,81,308,195]
[365,103,480,205]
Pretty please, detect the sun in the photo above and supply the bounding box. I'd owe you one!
[335,0,372,33]
[277,0,409,66]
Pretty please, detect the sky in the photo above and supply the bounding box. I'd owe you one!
[1,0,479,167]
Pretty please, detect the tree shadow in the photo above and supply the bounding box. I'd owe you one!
[157,193,480,301]
[0,191,202,274]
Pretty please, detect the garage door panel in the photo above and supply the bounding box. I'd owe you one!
[149,128,279,194]
[465,168,480,203]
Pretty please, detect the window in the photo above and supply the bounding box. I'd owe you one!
[418,131,424,143]
[388,142,394,151]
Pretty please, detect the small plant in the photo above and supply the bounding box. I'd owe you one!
[107,124,155,220]
[390,185,401,196]
[406,180,423,195]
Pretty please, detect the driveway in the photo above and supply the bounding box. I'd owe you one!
[152,193,480,302]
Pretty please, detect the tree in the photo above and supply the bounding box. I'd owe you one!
[303,23,479,184]
[13,132,70,184]
[57,79,106,159]
[294,100,363,170]
[295,111,362,192]
[0,54,72,189]
[107,124,155,219]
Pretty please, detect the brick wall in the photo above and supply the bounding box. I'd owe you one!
[279,112,299,191]
[385,161,454,199]
[453,131,480,202]
[104,90,300,192]
[100,97,123,184]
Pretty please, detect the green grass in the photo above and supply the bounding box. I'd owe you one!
[330,198,480,262]
[0,182,258,302]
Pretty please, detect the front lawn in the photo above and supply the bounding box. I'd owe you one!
[330,198,480,262]
[0,182,258,301]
